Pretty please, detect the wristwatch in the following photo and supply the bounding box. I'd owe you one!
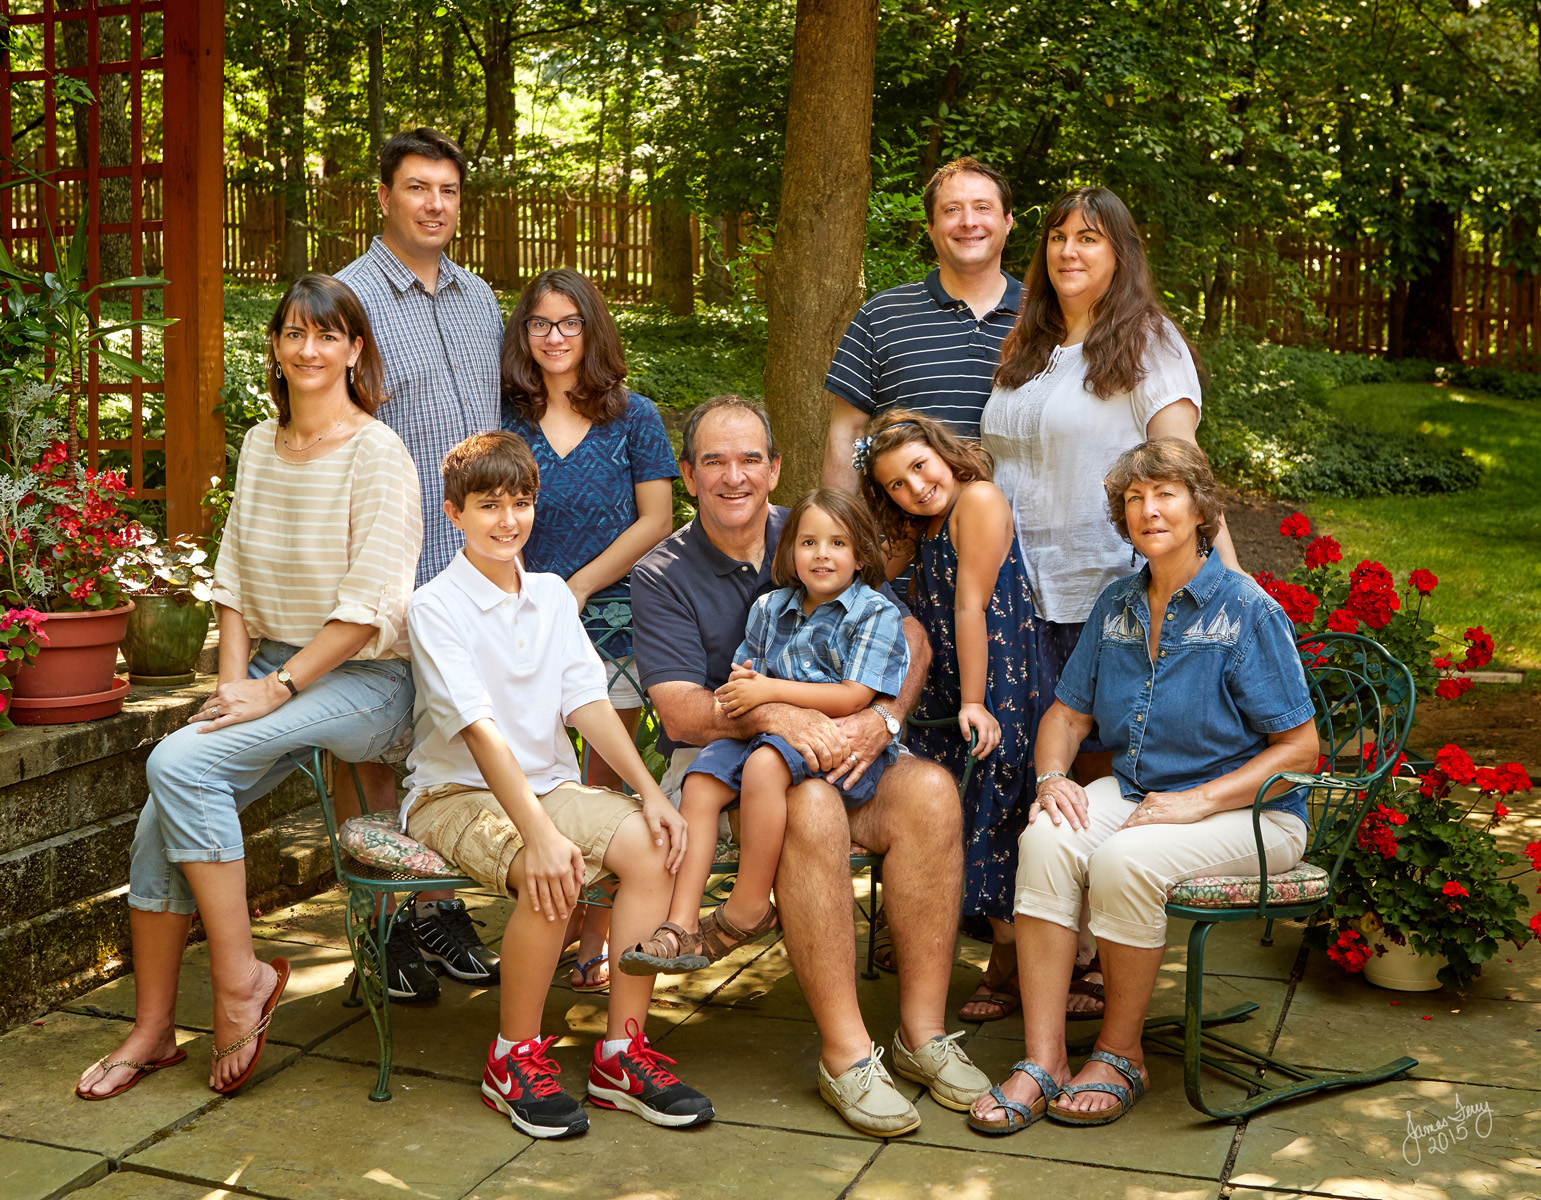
[1035,771,1068,790]
[872,703,902,743]
[274,667,299,697]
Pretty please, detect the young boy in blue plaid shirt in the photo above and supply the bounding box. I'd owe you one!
[619,489,910,976]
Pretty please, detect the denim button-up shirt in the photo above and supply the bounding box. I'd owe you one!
[1056,551,1315,822]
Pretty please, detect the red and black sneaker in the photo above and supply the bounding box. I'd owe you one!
[481,1035,589,1139]
[587,1018,715,1128]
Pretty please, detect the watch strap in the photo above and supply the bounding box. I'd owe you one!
[275,668,298,697]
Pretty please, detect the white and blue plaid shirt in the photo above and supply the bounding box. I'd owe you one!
[337,237,505,586]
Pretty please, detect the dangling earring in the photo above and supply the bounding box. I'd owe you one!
[1130,545,1138,567]
[347,365,355,386]
[1198,534,1211,556]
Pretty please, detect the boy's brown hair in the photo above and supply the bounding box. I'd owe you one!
[441,431,540,509]
[771,488,888,592]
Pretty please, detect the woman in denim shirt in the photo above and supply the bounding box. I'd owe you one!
[969,438,1318,1134]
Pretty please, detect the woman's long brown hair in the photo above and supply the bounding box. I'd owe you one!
[501,268,629,424]
[994,187,1202,399]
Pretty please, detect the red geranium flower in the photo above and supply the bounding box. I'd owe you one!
[1326,608,1359,633]
[1304,536,1343,569]
[1441,881,1469,898]
[1531,913,1541,938]
[1409,569,1438,594]
[1435,676,1474,701]
[1327,928,1372,972]
[1494,801,1510,822]
[1435,744,1478,786]
[1462,627,1494,671]
[1279,513,1311,539]
[1523,842,1541,871]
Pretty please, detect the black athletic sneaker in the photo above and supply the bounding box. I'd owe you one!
[482,1035,589,1139]
[358,918,440,1003]
[408,899,501,983]
[587,1018,714,1128]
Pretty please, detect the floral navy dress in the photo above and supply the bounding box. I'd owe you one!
[907,512,1039,922]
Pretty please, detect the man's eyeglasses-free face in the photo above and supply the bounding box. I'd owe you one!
[523,316,586,337]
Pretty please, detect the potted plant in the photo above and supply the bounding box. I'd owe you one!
[118,532,214,685]
[1311,743,1538,990]
[1,603,48,733]
[0,379,143,723]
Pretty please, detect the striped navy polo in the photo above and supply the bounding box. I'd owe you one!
[824,268,1022,436]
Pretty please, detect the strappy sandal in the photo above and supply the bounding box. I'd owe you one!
[75,1047,188,1101]
[1066,954,1106,1020]
[571,953,610,992]
[211,957,290,1096]
[1046,1049,1148,1126]
[870,905,897,973]
[959,972,1021,1023]
[617,922,709,975]
[967,1060,1061,1136]
[698,901,779,962]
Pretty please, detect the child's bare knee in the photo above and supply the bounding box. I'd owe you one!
[742,745,791,788]
[603,811,667,879]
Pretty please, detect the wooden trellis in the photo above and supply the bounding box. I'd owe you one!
[1,0,224,536]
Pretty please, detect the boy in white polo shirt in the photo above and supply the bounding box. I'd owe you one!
[402,430,713,1140]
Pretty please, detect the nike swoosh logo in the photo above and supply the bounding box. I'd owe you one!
[495,1072,516,1097]
[594,1066,634,1092]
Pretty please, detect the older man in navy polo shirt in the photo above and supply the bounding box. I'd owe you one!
[632,396,989,1139]
[821,157,1019,493]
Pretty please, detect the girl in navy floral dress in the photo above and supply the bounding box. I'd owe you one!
[860,409,1038,1023]
[501,269,679,992]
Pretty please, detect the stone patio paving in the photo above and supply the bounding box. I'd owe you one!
[3,873,1538,1200]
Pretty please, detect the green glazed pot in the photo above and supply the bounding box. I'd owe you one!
[122,595,212,686]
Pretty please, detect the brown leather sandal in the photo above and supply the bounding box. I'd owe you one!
[698,901,779,962]
[617,922,709,975]
[1066,954,1106,1020]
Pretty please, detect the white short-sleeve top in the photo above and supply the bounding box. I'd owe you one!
[979,319,1202,624]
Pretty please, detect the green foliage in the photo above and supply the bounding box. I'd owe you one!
[862,140,930,298]
[1199,340,1481,499]
[217,284,284,494]
[1446,364,1541,403]
[614,304,767,411]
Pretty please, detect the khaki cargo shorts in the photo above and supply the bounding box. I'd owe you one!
[405,781,641,896]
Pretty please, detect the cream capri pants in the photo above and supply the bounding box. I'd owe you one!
[1013,776,1308,949]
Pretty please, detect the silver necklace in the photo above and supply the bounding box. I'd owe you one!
[283,419,343,451]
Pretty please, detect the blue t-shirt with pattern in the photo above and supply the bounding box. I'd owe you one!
[503,391,679,659]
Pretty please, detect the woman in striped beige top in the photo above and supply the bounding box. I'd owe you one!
[77,275,422,1102]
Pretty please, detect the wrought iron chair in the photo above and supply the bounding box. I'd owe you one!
[1127,631,1420,1120]
[290,747,477,1102]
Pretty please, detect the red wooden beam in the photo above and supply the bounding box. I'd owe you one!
[160,0,225,537]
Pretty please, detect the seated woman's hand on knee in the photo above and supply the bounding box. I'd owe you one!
[1030,777,1090,831]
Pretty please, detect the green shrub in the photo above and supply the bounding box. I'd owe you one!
[1199,339,1481,499]
[615,304,767,410]
[1447,364,1541,402]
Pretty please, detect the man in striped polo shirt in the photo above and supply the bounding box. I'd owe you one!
[336,128,506,1001]
[822,158,1020,493]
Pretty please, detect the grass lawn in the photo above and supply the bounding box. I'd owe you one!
[1310,382,1541,669]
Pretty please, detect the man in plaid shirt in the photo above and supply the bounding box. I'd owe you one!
[336,128,506,999]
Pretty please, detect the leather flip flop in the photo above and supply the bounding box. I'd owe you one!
[211,957,290,1096]
[75,1047,189,1101]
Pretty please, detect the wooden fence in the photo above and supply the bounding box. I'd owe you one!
[1228,237,1541,368]
[225,179,669,300]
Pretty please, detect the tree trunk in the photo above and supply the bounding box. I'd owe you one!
[918,13,967,183]
[366,23,386,164]
[652,200,694,314]
[763,0,878,502]
[700,212,735,305]
[279,25,309,281]
[1399,202,1460,362]
[482,19,516,160]
[1199,256,1230,342]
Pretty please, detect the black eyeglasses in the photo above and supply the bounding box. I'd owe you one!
[524,316,586,337]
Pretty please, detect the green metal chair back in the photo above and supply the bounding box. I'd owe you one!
[1295,631,1418,897]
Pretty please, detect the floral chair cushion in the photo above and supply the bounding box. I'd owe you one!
[340,811,458,877]
[1166,862,1331,909]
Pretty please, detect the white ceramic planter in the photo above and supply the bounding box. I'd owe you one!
[1363,934,1446,991]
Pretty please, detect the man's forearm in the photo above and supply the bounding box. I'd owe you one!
[890,619,932,716]
[651,682,826,747]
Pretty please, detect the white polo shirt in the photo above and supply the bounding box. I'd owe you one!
[401,551,609,824]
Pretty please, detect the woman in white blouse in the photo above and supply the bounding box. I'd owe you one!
[978,188,1239,1018]
[77,275,421,1101]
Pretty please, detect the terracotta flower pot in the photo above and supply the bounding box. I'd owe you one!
[8,675,131,725]
[10,602,135,700]
[123,595,211,686]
